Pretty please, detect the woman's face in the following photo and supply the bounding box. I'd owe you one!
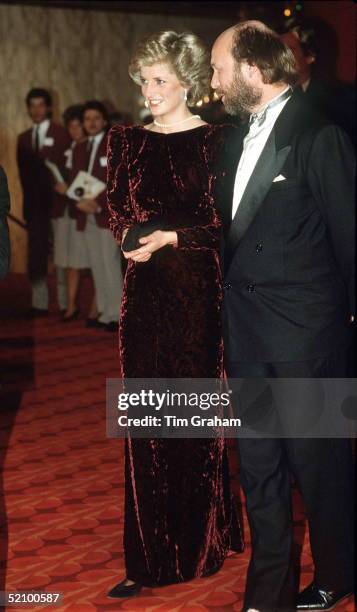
[67,118,85,143]
[140,62,187,117]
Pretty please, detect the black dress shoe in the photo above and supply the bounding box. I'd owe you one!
[105,321,119,332]
[297,582,353,610]
[107,579,142,598]
[62,309,80,322]
[26,307,48,318]
[202,560,224,577]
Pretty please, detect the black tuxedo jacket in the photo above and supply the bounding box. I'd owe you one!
[17,121,70,222]
[296,78,356,146]
[0,166,10,279]
[220,92,355,362]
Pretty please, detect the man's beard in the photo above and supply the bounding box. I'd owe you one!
[219,69,262,119]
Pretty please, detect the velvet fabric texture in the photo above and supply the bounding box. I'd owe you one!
[107,124,243,586]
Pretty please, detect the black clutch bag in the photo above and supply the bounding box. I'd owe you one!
[122,219,167,251]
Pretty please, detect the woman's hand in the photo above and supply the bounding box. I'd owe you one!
[54,181,68,195]
[76,198,98,213]
[122,230,178,263]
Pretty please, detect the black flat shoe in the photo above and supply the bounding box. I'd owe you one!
[202,560,224,577]
[296,581,353,610]
[107,579,142,599]
[62,309,80,322]
[105,321,119,332]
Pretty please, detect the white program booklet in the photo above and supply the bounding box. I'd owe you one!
[66,171,106,201]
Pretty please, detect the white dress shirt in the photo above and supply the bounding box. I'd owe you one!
[32,118,50,150]
[64,140,76,170]
[86,131,105,218]
[301,78,311,92]
[87,130,105,175]
[232,87,291,219]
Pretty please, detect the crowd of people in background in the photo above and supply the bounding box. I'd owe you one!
[16,92,129,331]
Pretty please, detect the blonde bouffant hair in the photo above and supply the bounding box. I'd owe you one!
[128,30,211,105]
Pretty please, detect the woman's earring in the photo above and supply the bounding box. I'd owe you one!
[183,89,188,102]
[144,99,149,108]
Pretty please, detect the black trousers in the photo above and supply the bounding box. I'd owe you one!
[27,215,50,280]
[226,350,354,612]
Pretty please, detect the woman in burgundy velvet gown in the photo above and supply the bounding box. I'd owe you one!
[106,31,243,598]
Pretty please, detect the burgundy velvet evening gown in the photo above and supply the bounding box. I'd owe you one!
[107,124,243,586]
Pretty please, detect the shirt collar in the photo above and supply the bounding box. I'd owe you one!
[33,118,50,133]
[90,130,105,145]
[249,86,291,127]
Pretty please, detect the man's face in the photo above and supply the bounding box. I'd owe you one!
[280,31,314,84]
[27,97,51,124]
[83,109,107,136]
[211,33,262,119]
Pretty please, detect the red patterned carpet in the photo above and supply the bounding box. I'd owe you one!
[0,274,355,612]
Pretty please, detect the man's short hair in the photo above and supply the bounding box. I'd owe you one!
[83,100,109,122]
[281,17,318,59]
[232,24,298,86]
[26,88,52,107]
[63,104,85,126]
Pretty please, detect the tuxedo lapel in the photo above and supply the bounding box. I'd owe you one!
[220,122,248,232]
[224,94,306,273]
[225,131,291,269]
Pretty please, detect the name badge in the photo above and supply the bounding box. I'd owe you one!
[99,156,107,167]
[65,149,73,169]
[44,137,54,146]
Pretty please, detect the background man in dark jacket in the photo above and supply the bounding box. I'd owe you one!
[280,17,355,144]
[17,88,70,316]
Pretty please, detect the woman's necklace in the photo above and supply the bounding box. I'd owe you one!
[153,115,201,129]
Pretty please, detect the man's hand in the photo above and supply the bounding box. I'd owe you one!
[122,230,178,263]
[76,198,99,214]
[54,181,68,195]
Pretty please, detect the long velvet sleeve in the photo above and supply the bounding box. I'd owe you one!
[107,125,135,245]
[175,214,222,251]
[175,129,225,251]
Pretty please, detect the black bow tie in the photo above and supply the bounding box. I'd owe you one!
[249,88,292,128]
[249,108,268,127]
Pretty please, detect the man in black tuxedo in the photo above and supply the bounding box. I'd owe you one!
[211,21,355,612]
[0,166,10,279]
